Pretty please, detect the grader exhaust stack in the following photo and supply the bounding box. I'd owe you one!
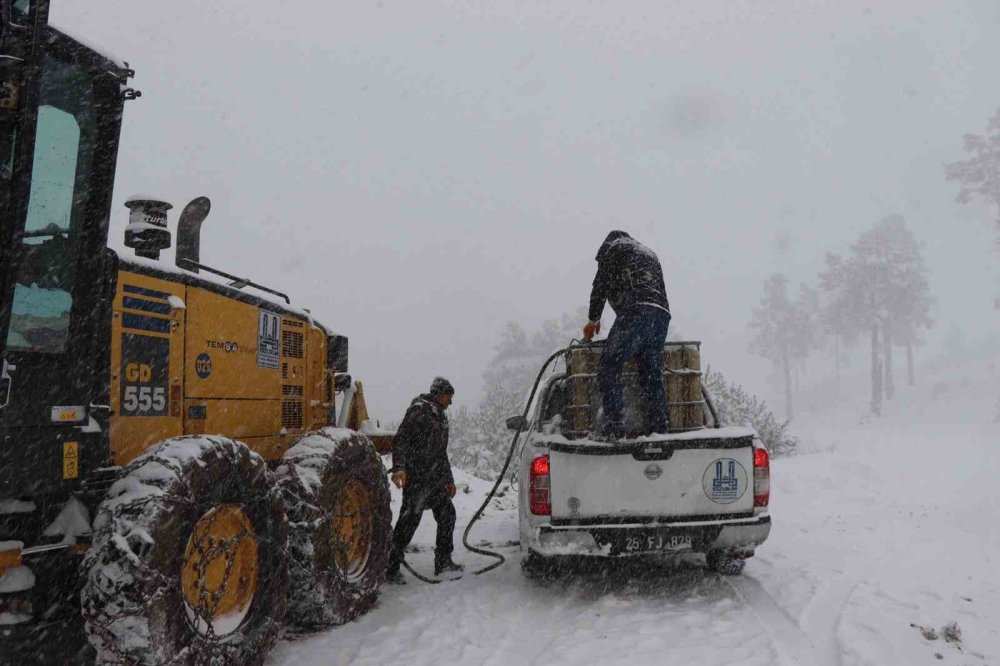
[175,196,212,272]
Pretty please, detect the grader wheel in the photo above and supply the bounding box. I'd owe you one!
[331,479,376,580]
[181,505,260,634]
[278,428,391,628]
[81,436,289,666]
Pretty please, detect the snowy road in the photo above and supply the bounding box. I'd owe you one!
[270,498,781,666]
[269,376,999,666]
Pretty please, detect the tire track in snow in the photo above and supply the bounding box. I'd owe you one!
[726,574,840,666]
[796,576,859,666]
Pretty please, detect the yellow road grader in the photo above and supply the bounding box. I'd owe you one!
[0,3,394,663]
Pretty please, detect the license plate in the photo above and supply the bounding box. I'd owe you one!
[622,533,693,553]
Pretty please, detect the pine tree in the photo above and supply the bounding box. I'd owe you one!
[447,383,521,480]
[819,253,861,393]
[794,283,821,379]
[703,367,797,457]
[819,216,933,414]
[945,106,1000,309]
[452,309,587,480]
[748,274,817,422]
[944,107,1000,246]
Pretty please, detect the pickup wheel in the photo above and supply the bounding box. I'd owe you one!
[707,550,746,576]
[521,550,557,580]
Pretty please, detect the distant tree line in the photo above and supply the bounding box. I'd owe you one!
[748,216,934,419]
[746,103,1000,421]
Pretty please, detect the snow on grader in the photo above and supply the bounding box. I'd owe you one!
[0,4,395,663]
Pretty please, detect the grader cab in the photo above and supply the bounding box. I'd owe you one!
[0,3,394,663]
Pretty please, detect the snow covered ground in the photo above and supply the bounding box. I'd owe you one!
[269,361,999,666]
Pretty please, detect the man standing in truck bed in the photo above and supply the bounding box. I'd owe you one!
[583,231,671,440]
[386,377,463,582]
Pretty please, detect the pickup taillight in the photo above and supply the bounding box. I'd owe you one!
[529,455,551,515]
[753,446,770,507]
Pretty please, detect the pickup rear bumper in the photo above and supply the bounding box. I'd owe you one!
[527,513,771,559]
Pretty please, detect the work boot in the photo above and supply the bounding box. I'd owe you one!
[434,557,464,576]
[590,422,626,443]
[385,568,406,585]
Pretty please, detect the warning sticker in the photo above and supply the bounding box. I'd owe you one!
[63,441,79,479]
[257,310,281,370]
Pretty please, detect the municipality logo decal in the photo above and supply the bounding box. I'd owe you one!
[702,458,747,504]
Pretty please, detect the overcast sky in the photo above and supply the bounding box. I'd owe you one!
[55,0,1000,418]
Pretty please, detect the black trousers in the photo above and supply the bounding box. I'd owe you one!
[388,482,456,572]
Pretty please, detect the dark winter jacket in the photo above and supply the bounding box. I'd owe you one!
[391,394,454,488]
[588,231,670,323]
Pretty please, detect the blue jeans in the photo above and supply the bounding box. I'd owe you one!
[596,306,671,434]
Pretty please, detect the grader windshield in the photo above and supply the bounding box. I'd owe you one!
[5,54,97,354]
[0,3,127,431]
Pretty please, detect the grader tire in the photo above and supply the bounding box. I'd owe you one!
[277,428,391,628]
[81,436,289,666]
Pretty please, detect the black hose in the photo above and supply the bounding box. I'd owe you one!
[459,346,570,576]
[400,559,446,584]
[702,384,721,429]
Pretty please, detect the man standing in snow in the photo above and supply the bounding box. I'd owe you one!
[583,231,671,440]
[386,377,463,583]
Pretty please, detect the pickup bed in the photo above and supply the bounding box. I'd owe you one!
[516,342,771,575]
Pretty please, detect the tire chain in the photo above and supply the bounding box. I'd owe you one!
[184,506,254,642]
[84,445,284,665]
[330,481,375,576]
[281,451,374,578]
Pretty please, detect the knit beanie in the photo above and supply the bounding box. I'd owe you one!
[429,376,455,396]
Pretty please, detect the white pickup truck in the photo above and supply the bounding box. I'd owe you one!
[514,342,771,576]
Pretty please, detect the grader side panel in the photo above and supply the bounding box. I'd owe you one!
[109,271,187,466]
[109,267,332,466]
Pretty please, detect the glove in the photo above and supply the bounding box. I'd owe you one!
[583,321,601,341]
[391,471,408,489]
[447,483,457,499]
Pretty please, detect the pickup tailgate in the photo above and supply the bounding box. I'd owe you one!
[549,434,755,520]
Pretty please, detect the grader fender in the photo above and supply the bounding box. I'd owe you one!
[345,381,395,454]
